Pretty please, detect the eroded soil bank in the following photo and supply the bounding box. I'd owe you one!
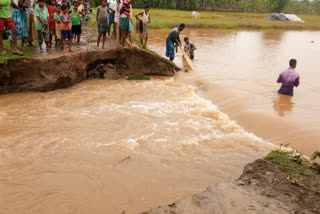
[0,48,178,94]
[141,151,320,214]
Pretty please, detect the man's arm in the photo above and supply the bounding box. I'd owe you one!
[60,15,69,23]
[294,76,300,87]
[134,11,143,20]
[11,0,20,10]
[96,7,99,22]
[148,13,151,24]
[277,74,282,83]
[190,44,197,52]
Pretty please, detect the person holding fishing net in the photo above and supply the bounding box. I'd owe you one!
[165,23,185,61]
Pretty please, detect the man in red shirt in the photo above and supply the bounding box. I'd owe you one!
[119,0,132,46]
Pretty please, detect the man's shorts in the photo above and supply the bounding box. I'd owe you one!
[120,17,129,31]
[109,13,114,25]
[71,25,82,34]
[0,18,16,31]
[61,30,73,39]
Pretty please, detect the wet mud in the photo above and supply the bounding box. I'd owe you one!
[141,156,320,214]
[0,48,178,94]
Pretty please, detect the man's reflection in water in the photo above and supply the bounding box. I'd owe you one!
[273,94,295,116]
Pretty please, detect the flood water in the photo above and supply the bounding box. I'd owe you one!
[0,29,319,213]
[149,29,320,156]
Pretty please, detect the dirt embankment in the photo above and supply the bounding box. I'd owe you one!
[0,48,179,94]
[140,151,320,214]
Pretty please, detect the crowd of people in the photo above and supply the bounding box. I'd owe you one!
[1,0,198,62]
[0,0,153,55]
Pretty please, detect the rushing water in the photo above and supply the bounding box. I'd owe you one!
[0,29,319,213]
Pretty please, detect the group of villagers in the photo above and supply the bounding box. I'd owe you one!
[1,0,196,61]
[0,0,87,55]
[97,0,150,48]
[0,0,151,55]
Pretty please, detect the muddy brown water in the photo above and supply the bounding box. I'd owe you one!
[0,29,319,213]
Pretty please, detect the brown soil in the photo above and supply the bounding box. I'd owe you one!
[140,158,320,214]
[0,48,178,94]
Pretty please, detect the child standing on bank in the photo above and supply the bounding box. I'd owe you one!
[35,0,49,52]
[47,0,56,48]
[96,0,109,49]
[70,1,83,45]
[60,4,74,53]
[54,4,62,48]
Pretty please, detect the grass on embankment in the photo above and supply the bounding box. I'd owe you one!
[266,149,320,187]
[89,8,320,30]
[0,40,34,64]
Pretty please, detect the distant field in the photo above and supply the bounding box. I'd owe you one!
[90,8,320,30]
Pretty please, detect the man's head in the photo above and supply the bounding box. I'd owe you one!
[62,0,67,5]
[38,0,44,7]
[178,23,185,32]
[56,4,62,12]
[73,1,78,9]
[102,0,107,6]
[62,4,68,13]
[289,59,297,68]
[184,37,189,44]
[145,6,150,13]
[51,0,56,6]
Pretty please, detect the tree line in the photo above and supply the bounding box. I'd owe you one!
[131,0,320,15]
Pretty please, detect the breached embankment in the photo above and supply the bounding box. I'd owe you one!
[0,48,179,94]
[140,150,320,214]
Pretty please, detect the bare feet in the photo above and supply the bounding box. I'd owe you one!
[12,49,24,56]
[1,50,9,56]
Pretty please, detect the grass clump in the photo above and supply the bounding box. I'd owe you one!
[127,73,150,80]
[266,150,312,176]
[0,40,35,64]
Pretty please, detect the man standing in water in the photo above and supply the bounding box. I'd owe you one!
[277,59,300,96]
[166,23,185,61]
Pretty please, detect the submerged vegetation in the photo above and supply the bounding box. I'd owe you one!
[127,73,150,80]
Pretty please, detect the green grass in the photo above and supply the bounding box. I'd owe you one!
[89,8,320,30]
[266,149,320,189]
[266,150,312,176]
[0,40,35,64]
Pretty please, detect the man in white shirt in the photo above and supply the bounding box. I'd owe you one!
[107,0,118,38]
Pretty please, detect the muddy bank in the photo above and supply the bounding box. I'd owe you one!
[141,151,320,214]
[0,48,178,94]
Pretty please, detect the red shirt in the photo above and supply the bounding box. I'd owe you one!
[60,13,71,30]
